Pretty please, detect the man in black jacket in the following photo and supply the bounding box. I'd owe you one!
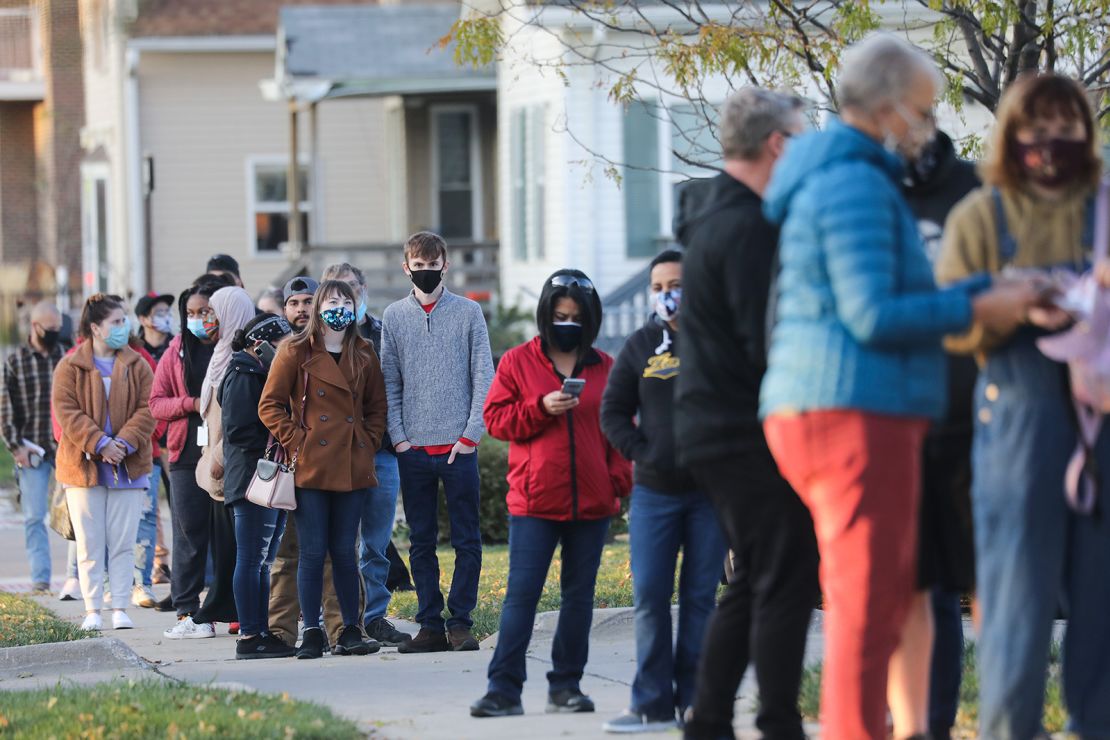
[600,250,727,734]
[674,87,818,740]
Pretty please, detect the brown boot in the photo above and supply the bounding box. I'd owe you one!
[448,625,480,652]
[397,627,449,654]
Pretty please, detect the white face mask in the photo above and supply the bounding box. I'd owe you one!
[653,289,681,323]
[152,314,173,334]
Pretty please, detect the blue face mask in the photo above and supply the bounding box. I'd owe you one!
[321,306,355,332]
[186,318,207,339]
[104,321,130,350]
[356,299,368,323]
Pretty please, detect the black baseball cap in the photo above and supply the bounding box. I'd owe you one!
[206,253,241,277]
[283,276,319,303]
[134,291,174,317]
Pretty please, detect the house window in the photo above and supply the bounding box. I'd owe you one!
[431,105,483,241]
[80,164,111,293]
[249,160,310,255]
[511,105,546,261]
[622,101,661,259]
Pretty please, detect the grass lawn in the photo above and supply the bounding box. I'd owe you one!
[0,681,364,739]
[0,443,14,488]
[388,541,638,640]
[0,592,93,648]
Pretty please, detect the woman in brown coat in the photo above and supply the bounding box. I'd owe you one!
[53,294,155,632]
[259,279,387,659]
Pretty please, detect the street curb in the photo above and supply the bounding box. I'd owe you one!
[0,637,151,679]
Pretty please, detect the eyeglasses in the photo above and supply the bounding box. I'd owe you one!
[550,275,595,293]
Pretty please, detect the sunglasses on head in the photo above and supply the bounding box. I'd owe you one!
[550,275,595,293]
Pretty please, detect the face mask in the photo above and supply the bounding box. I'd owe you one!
[551,321,583,353]
[104,322,130,350]
[321,306,355,331]
[186,318,208,339]
[151,314,173,334]
[654,289,682,323]
[409,269,443,295]
[356,299,368,323]
[37,327,60,350]
[1014,139,1088,188]
[202,314,219,340]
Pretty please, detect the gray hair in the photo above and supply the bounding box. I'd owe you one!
[838,33,942,114]
[719,87,804,161]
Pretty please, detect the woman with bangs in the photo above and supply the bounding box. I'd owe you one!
[937,73,1110,738]
[259,279,388,660]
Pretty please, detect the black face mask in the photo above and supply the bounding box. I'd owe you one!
[551,322,583,353]
[409,269,443,295]
[38,328,60,350]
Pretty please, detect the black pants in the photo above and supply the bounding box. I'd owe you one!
[169,466,210,616]
[194,498,238,624]
[684,444,819,740]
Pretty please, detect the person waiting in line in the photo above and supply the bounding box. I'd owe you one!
[759,34,1040,739]
[257,287,285,317]
[471,270,632,718]
[282,277,317,334]
[259,279,388,659]
[52,294,156,631]
[600,249,726,734]
[937,72,1110,740]
[134,291,175,362]
[220,312,297,660]
[206,253,244,288]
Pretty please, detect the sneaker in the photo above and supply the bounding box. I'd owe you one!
[603,710,678,734]
[470,692,524,718]
[163,616,215,639]
[297,627,325,660]
[236,634,297,660]
[31,581,50,594]
[153,563,171,585]
[448,625,480,652]
[333,625,380,656]
[81,613,103,631]
[131,585,156,608]
[366,618,411,647]
[153,595,175,612]
[59,577,82,601]
[228,622,240,635]
[112,611,134,630]
[397,627,449,654]
[547,688,596,714]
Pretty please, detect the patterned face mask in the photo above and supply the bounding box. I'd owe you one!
[653,288,682,323]
[320,306,355,332]
[201,314,220,340]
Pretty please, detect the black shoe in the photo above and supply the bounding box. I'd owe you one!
[365,618,412,647]
[236,634,297,660]
[546,688,595,714]
[296,627,325,659]
[397,627,449,654]
[153,595,175,612]
[333,625,380,656]
[448,625,480,651]
[470,692,524,718]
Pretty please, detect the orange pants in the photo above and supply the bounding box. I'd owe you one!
[765,410,926,740]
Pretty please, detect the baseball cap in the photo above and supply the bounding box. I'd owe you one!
[283,276,319,303]
[134,291,174,317]
[206,253,241,277]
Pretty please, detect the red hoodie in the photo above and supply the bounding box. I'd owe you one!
[484,336,631,521]
[149,334,196,464]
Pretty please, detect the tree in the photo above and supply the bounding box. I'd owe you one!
[446,0,1110,168]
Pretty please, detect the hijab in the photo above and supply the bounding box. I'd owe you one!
[199,286,256,414]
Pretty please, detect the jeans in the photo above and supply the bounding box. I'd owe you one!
[294,487,368,630]
[398,449,482,630]
[169,467,211,616]
[360,451,400,625]
[486,515,609,703]
[628,485,726,720]
[133,462,161,589]
[929,590,964,740]
[66,486,144,611]
[17,461,54,585]
[231,500,286,637]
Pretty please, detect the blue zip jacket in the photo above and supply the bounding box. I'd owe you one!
[759,118,990,420]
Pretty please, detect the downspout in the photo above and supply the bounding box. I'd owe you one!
[124,46,146,297]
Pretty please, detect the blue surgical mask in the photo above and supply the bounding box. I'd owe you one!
[186,318,207,339]
[105,321,130,350]
[321,306,355,332]
[356,299,368,323]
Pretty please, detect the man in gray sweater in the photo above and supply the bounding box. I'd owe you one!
[381,231,495,653]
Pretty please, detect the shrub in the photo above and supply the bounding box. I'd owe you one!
[437,436,510,544]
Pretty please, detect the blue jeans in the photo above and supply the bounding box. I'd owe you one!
[294,487,367,630]
[929,590,964,739]
[397,449,482,630]
[231,500,286,637]
[486,515,609,703]
[360,451,400,624]
[17,461,54,585]
[629,485,726,719]
[133,462,161,588]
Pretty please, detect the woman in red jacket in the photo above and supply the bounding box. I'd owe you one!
[470,269,632,719]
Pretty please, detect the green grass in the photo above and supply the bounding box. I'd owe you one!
[0,680,364,739]
[388,541,638,640]
[0,592,94,648]
[0,443,14,488]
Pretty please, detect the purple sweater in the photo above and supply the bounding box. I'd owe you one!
[92,356,149,490]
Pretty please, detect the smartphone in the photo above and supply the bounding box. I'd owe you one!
[256,341,277,364]
[561,378,586,398]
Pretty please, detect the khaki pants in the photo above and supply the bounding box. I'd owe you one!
[268,515,366,648]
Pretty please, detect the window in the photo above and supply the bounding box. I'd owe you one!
[623,101,661,259]
[431,105,483,240]
[249,160,310,255]
[80,164,110,293]
[510,105,547,261]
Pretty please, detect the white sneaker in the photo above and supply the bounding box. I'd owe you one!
[163,616,215,639]
[81,613,103,631]
[132,585,156,608]
[112,611,134,630]
[59,577,81,601]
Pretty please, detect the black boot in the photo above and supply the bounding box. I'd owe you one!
[470,692,524,718]
[546,688,595,714]
[296,627,325,660]
[333,625,380,656]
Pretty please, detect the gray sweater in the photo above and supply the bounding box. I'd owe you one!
[380,288,494,447]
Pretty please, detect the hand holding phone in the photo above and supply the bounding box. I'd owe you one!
[561,378,586,398]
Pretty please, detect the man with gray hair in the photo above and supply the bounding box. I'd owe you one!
[673,87,818,740]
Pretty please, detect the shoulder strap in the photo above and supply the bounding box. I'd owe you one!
[1094,179,1110,264]
[992,188,1018,266]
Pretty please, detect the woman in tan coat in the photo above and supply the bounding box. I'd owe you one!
[53,294,155,632]
[259,279,387,659]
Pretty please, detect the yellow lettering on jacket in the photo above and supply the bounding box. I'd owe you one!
[642,352,680,380]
